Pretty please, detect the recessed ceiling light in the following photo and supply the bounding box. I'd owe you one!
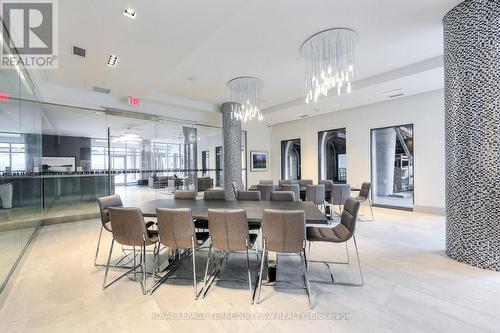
[107,55,118,67]
[123,8,136,19]
[381,88,403,95]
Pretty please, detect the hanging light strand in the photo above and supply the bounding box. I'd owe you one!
[301,28,358,103]
[228,77,264,123]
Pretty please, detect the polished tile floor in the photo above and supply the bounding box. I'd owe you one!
[0,207,499,333]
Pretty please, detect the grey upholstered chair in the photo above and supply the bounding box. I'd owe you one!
[270,191,295,202]
[236,190,261,201]
[306,198,363,286]
[355,182,374,221]
[174,190,197,200]
[329,183,352,216]
[257,184,274,201]
[319,179,334,202]
[96,195,155,267]
[203,189,226,200]
[306,185,325,212]
[104,207,159,294]
[259,180,274,185]
[280,184,301,202]
[150,208,209,298]
[203,209,258,303]
[231,181,239,199]
[255,209,311,308]
[299,179,313,187]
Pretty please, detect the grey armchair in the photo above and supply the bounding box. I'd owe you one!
[150,208,209,299]
[203,209,258,303]
[330,183,352,216]
[255,209,311,308]
[306,198,364,286]
[257,184,274,201]
[355,182,374,221]
[280,184,301,202]
[104,207,159,294]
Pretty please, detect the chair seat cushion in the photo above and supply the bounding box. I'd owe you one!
[306,224,352,243]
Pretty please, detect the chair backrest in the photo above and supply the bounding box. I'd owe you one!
[262,209,305,253]
[339,198,361,237]
[97,195,123,231]
[156,208,195,249]
[174,190,197,200]
[280,184,300,202]
[259,180,274,185]
[231,181,239,198]
[237,190,261,201]
[208,209,249,252]
[257,184,274,201]
[203,189,226,200]
[270,191,295,202]
[319,179,334,191]
[359,182,371,200]
[306,184,325,205]
[108,207,150,246]
[330,184,351,205]
[299,179,313,187]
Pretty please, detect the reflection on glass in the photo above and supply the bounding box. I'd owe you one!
[371,125,414,208]
[281,139,301,180]
[318,128,347,182]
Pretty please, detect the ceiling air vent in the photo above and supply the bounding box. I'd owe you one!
[388,93,405,98]
[72,46,86,57]
[92,86,110,94]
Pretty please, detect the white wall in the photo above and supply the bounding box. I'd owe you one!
[269,90,445,214]
[244,122,273,188]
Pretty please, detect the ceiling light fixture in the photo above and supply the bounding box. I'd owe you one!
[123,8,136,19]
[107,54,118,67]
[301,28,359,103]
[227,76,264,123]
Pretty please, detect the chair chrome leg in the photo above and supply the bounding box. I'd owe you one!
[191,237,199,300]
[246,245,253,304]
[368,200,375,221]
[301,247,313,309]
[102,239,114,290]
[353,235,365,286]
[255,242,266,304]
[94,225,104,266]
[202,243,213,298]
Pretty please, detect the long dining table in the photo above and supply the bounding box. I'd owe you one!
[138,198,329,284]
[138,199,328,225]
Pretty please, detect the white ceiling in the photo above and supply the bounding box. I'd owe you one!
[27,0,461,124]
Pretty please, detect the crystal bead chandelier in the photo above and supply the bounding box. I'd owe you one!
[228,76,264,123]
[301,28,359,103]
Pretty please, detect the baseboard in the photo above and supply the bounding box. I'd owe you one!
[413,205,446,215]
[43,212,100,225]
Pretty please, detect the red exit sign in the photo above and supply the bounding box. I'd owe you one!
[128,97,140,106]
[0,92,10,102]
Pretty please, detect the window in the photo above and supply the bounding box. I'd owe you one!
[281,139,301,180]
[371,124,414,209]
[0,141,26,171]
[318,128,347,183]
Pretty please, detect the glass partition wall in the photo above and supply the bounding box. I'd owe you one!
[281,139,301,180]
[0,46,43,292]
[371,124,414,209]
[318,128,347,183]
[37,105,236,221]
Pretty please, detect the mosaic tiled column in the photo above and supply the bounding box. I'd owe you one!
[444,0,500,271]
[222,102,242,200]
